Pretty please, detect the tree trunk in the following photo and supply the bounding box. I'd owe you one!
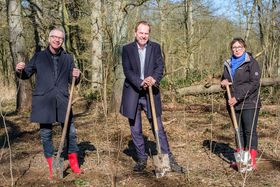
[110,1,127,113]
[184,0,194,70]
[110,46,124,113]
[268,0,278,77]
[7,0,32,113]
[271,0,280,76]
[61,0,71,52]
[0,41,9,86]
[90,0,103,91]
[244,0,257,41]
[257,0,271,77]
[30,1,43,52]
[158,0,168,53]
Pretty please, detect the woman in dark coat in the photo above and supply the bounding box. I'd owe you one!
[221,37,261,170]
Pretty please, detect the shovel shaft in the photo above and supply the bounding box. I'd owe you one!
[235,129,243,150]
[225,84,243,150]
[55,77,76,162]
[225,85,238,129]
[148,86,162,155]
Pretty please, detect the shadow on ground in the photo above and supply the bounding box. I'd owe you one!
[123,135,157,162]
[0,117,39,148]
[78,141,96,164]
[59,141,96,177]
[203,140,235,164]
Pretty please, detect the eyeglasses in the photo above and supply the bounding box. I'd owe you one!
[232,46,244,50]
[50,35,64,41]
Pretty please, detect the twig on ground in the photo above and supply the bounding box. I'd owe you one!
[14,154,36,186]
[1,172,8,184]
[163,118,177,126]
[172,143,187,148]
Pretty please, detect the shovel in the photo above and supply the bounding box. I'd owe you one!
[148,86,171,178]
[225,84,252,173]
[53,76,76,178]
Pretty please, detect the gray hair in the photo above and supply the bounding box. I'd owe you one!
[49,27,65,39]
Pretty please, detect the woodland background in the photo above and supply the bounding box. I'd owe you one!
[0,0,279,113]
[0,0,280,186]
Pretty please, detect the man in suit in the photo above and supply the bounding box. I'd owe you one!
[16,27,81,179]
[120,21,185,173]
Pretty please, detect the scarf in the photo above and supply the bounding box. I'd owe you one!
[231,52,246,80]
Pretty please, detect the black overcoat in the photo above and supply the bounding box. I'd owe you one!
[120,40,164,120]
[18,48,79,123]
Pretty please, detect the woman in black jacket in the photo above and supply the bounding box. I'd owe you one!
[221,37,261,170]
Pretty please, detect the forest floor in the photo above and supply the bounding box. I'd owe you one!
[1,91,280,187]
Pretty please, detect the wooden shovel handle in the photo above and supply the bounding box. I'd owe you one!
[148,86,161,154]
[148,86,159,131]
[56,76,76,160]
[225,84,239,129]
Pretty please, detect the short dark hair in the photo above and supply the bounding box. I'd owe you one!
[230,37,247,49]
[135,21,151,33]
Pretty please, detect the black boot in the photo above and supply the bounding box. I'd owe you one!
[133,159,147,172]
[169,154,186,173]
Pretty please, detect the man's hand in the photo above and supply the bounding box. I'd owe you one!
[72,68,80,78]
[146,76,156,86]
[16,62,25,72]
[141,76,156,89]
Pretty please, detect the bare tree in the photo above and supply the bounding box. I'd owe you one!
[61,0,71,51]
[109,0,148,113]
[244,0,258,41]
[0,33,10,86]
[109,0,127,114]
[184,0,194,70]
[90,0,103,91]
[158,0,168,49]
[267,0,279,77]
[7,0,32,113]
[256,0,278,77]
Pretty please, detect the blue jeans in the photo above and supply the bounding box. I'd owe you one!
[40,123,79,158]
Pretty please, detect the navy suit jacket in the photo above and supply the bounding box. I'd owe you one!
[17,47,79,123]
[120,40,164,120]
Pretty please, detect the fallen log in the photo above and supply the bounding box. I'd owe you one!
[175,77,280,96]
[163,103,279,115]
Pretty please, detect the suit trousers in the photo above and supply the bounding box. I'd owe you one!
[129,96,171,160]
[39,122,79,158]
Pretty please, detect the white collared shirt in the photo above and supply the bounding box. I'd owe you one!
[137,43,147,80]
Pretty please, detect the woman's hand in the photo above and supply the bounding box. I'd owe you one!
[220,79,232,88]
[72,68,80,78]
[228,97,237,106]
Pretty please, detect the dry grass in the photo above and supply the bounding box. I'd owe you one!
[1,93,280,186]
[0,82,16,102]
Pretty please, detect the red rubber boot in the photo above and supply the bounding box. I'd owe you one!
[46,157,53,179]
[250,149,257,170]
[68,153,81,174]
